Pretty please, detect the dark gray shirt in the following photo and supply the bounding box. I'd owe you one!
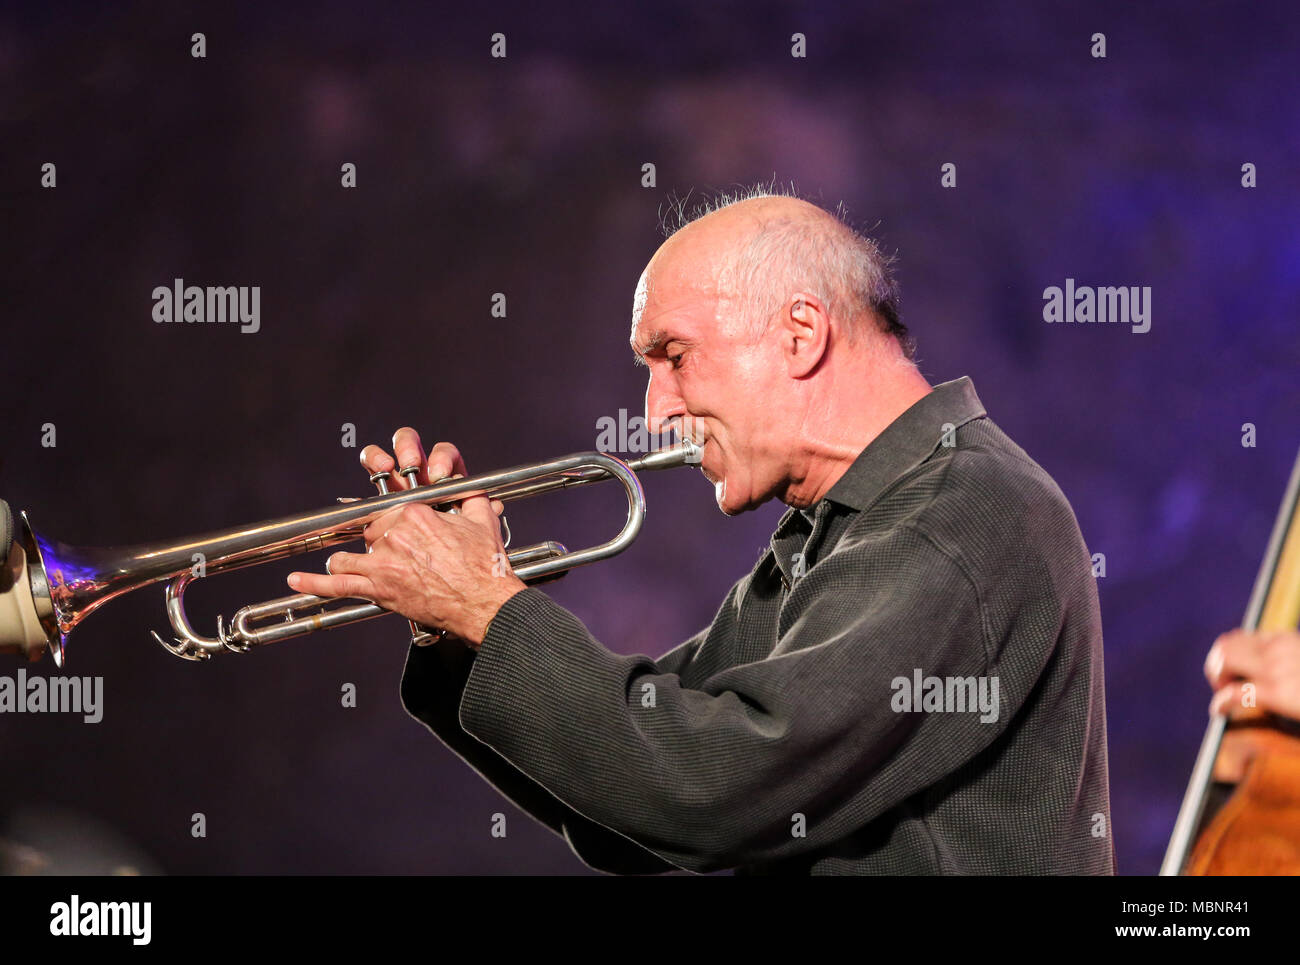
[400,377,1115,874]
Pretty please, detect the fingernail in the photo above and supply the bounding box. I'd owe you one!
[288,574,301,589]
[1205,643,1223,679]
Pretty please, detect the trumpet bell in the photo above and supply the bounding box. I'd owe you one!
[2,503,61,665]
[1,502,178,668]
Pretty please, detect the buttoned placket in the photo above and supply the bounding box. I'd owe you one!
[772,501,838,593]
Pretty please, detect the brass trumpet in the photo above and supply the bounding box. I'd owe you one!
[0,441,701,666]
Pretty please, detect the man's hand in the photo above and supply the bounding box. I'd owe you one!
[1205,628,1300,722]
[287,427,526,648]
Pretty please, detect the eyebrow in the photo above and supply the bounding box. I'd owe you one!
[630,328,666,367]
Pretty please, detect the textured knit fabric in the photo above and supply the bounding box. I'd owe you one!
[399,377,1115,875]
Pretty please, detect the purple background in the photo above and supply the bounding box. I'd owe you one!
[1,1,1297,874]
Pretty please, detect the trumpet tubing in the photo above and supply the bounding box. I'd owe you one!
[0,440,701,666]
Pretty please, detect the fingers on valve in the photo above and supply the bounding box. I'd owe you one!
[428,441,469,483]
[360,444,396,476]
[391,427,430,489]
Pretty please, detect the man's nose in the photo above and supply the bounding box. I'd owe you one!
[644,372,683,435]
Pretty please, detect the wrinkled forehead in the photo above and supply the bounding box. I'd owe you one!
[629,239,729,348]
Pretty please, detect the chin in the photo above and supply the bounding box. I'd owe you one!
[703,459,755,516]
[713,478,755,517]
[714,481,734,516]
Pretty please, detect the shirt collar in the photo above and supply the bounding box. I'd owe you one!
[823,376,986,512]
[757,376,987,582]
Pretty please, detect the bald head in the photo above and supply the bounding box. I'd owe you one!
[637,191,911,358]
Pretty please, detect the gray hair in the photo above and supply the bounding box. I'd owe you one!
[660,184,914,361]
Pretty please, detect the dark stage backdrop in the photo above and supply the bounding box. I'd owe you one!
[1,0,1296,875]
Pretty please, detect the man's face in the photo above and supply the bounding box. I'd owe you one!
[630,259,787,516]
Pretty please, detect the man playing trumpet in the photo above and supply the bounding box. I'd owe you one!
[289,189,1115,875]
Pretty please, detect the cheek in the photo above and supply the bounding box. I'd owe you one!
[727,352,775,396]
[712,383,765,450]
[689,344,778,455]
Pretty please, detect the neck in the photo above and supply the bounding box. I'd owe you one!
[780,351,932,508]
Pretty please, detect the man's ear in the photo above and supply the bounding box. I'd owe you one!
[782,293,830,378]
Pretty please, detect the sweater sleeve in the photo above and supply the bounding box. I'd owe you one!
[399,620,710,874]
[457,523,1056,874]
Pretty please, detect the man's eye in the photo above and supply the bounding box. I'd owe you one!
[669,353,684,369]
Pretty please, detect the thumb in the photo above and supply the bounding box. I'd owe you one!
[1210,683,1241,718]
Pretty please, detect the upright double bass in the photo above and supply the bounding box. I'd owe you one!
[1162,446,1300,875]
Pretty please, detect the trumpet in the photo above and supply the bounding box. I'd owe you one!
[0,440,702,666]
